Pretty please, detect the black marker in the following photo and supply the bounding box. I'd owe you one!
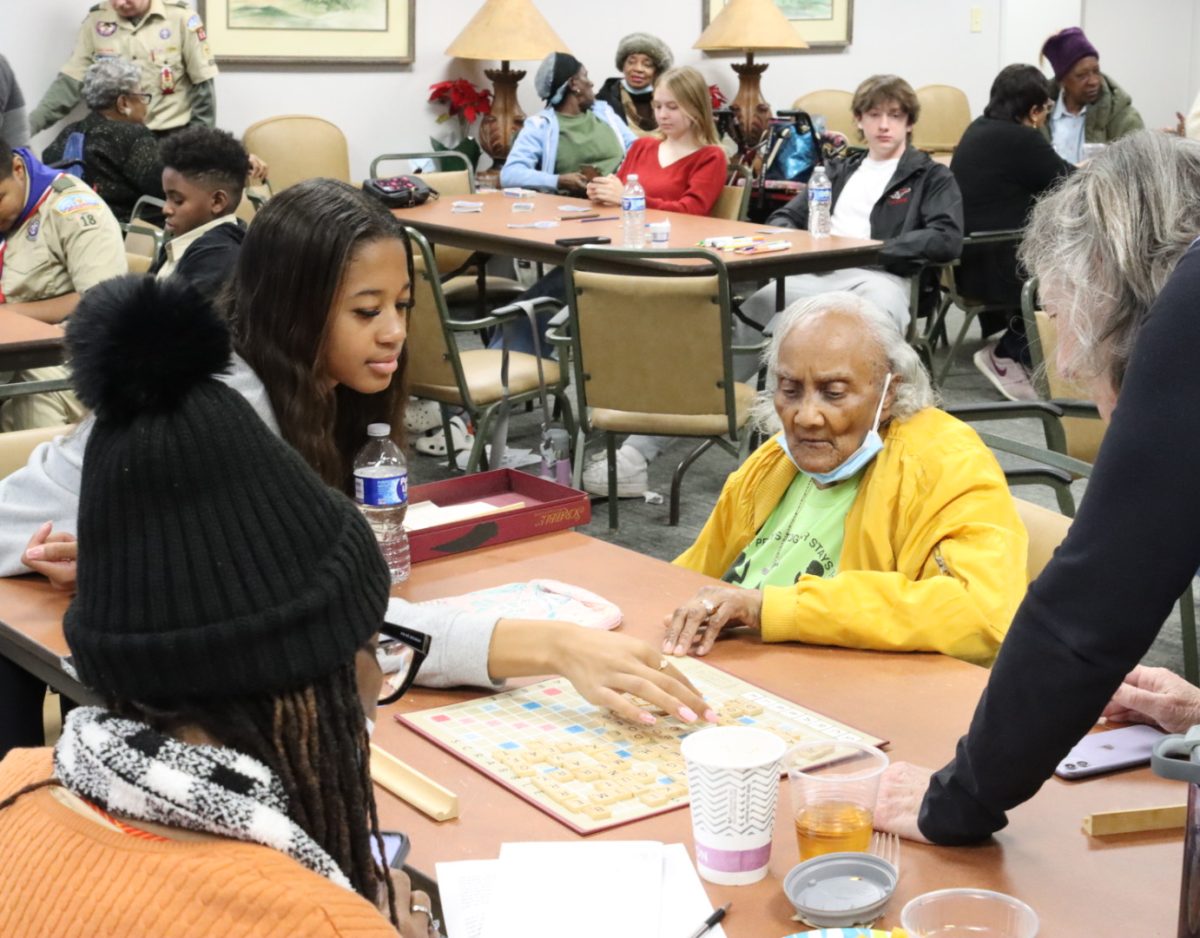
[684,901,730,938]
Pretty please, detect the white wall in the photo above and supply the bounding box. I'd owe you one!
[9,0,1198,177]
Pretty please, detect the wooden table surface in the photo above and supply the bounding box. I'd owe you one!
[377,532,1183,937]
[0,531,1183,935]
[0,308,65,373]
[394,190,881,280]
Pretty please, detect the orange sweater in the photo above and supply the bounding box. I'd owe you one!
[0,749,398,938]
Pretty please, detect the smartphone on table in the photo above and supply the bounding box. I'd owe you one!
[1054,724,1167,779]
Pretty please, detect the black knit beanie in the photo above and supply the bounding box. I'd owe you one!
[62,275,390,702]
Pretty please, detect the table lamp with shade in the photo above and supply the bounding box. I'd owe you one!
[445,0,570,166]
[695,0,809,149]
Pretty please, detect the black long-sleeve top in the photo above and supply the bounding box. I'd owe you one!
[920,240,1200,843]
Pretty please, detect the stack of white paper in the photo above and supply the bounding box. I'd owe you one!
[436,842,727,938]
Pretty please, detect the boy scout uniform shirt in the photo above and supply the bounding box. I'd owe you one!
[62,0,218,132]
[1,175,126,305]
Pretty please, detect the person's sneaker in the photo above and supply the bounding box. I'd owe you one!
[581,445,649,498]
[973,342,1038,402]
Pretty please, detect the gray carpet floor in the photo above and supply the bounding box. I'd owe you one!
[407,301,1190,677]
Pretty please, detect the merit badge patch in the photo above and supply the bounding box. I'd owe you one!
[159,26,171,39]
[26,219,40,241]
[197,26,206,40]
[96,20,117,36]
[187,13,201,29]
[54,192,102,216]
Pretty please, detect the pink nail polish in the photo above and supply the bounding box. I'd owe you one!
[638,711,657,725]
[25,547,45,560]
[678,706,698,723]
[704,708,719,723]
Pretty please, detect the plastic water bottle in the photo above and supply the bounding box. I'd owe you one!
[353,423,410,583]
[622,174,647,248]
[807,164,832,238]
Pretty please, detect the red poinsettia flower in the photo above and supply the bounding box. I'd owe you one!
[709,84,728,110]
[429,79,493,124]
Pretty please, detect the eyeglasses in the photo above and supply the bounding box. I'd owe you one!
[376,620,431,706]
[125,92,152,104]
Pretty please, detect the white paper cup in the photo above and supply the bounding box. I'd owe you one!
[681,725,787,885]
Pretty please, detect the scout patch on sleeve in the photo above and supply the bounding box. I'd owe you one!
[96,20,117,36]
[187,13,202,29]
[54,192,104,215]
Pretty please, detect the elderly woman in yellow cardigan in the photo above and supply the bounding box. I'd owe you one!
[666,292,1028,665]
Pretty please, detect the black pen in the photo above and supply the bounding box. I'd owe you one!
[580,215,619,223]
[685,901,730,938]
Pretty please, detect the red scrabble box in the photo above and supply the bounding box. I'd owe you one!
[406,469,590,564]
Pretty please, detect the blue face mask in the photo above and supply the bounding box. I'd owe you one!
[778,373,893,486]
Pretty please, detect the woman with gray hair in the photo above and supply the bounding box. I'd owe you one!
[42,57,162,223]
[666,291,1027,665]
[876,130,1200,845]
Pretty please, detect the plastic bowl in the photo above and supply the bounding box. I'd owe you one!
[900,888,1038,937]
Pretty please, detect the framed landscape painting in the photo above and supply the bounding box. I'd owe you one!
[701,0,853,50]
[198,0,414,66]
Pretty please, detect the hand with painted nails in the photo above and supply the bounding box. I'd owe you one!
[486,619,718,726]
[21,521,78,592]
[662,585,762,657]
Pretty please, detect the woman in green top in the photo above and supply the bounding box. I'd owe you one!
[500,52,637,194]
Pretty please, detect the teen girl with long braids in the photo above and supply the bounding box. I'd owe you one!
[0,274,431,936]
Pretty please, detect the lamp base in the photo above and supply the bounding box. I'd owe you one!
[730,59,773,151]
[480,65,527,165]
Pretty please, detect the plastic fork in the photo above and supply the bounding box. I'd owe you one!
[871,829,901,875]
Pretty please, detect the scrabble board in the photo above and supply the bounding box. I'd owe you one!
[399,656,885,834]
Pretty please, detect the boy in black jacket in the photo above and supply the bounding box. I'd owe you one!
[150,125,249,302]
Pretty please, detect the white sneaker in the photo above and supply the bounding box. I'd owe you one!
[581,445,649,498]
[973,342,1038,402]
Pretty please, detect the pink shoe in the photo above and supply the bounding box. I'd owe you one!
[973,342,1038,402]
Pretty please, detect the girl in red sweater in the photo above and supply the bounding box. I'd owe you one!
[587,65,727,216]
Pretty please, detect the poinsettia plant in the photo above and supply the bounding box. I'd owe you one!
[709,84,728,111]
[428,79,493,170]
[429,79,493,124]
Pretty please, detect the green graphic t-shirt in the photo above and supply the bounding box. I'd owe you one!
[723,472,862,590]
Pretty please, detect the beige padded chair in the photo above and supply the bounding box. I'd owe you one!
[1028,306,1106,464]
[372,152,523,313]
[561,247,760,529]
[404,227,572,474]
[242,115,350,191]
[709,165,751,222]
[912,84,971,154]
[1014,497,1070,582]
[0,425,75,478]
[793,89,857,141]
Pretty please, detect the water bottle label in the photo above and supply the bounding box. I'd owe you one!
[355,471,408,506]
[809,188,832,204]
[621,196,646,212]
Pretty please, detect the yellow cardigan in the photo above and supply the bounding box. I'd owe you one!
[674,408,1028,664]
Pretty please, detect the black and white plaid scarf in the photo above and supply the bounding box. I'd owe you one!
[53,707,352,890]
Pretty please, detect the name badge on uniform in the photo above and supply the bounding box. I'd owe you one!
[96,20,117,36]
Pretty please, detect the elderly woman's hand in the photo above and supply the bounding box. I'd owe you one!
[662,585,762,657]
[1101,665,1200,733]
[22,521,77,592]
[874,761,934,843]
[557,172,589,195]
[586,174,625,206]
